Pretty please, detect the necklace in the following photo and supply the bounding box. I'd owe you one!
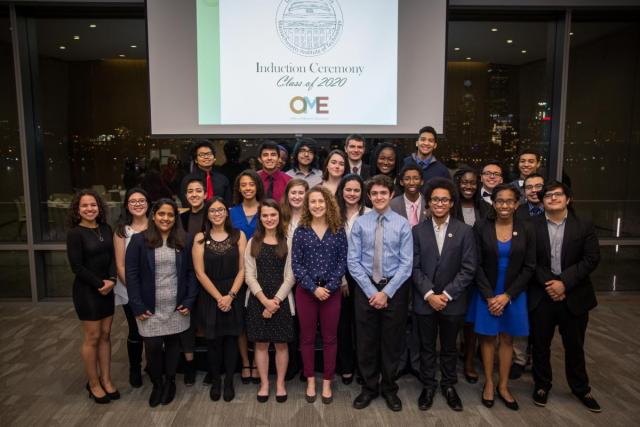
[92,226,104,242]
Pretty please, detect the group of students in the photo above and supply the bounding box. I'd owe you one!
[66,126,602,414]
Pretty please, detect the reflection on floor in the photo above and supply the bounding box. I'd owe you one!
[1,293,639,426]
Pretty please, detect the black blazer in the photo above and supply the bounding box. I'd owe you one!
[529,213,600,316]
[474,218,536,300]
[125,233,198,317]
[412,217,477,316]
[514,203,544,223]
[179,167,231,206]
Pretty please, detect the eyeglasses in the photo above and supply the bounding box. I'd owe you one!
[298,148,313,154]
[197,152,214,158]
[430,197,451,205]
[543,191,565,199]
[482,171,502,178]
[128,199,147,206]
[494,199,516,206]
[209,207,226,215]
[525,184,544,191]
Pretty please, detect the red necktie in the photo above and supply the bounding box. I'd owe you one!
[352,166,358,174]
[206,171,214,200]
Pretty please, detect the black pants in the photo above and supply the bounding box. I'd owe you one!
[355,283,409,396]
[122,304,143,369]
[207,336,239,381]
[531,297,590,395]
[144,333,181,381]
[336,272,357,375]
[416,312,463,390]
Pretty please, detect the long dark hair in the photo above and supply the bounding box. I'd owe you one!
[198,197,240,244]
[143,198,185,249]
[369,142,400,179]
[321,149,349,181]
[114,187,150,238]
[452,167,482,221]
[291,138,319,170]
[233,169,264,205]
[250,200,288,259]
[66,189,108,229]
[336,174,366,223]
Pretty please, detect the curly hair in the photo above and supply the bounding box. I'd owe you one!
[233,169,264,205]
[66,189,109,229]
[299,186,343,234]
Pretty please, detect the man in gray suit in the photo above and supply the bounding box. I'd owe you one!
[412,178,477,411]
[390,164,426,379]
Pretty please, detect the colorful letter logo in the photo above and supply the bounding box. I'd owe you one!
[289,96,329,114]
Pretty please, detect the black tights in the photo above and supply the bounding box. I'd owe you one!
[144,334,181,381]
[207,336,238,382]
[123,304,143,369]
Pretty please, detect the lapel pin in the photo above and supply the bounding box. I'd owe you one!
[206,240,211,245]
[448,233,453,238]
[513,231,518,236]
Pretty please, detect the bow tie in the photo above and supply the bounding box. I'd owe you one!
[482,191,491,198]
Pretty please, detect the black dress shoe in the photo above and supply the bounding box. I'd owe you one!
[418,388,435,411]
[383,393,402,412]
[203,372,213,385]
[533,388,548,407]
[86,383,110,404]
[442,386,463,411]
[99,380,120,400]
[223,377,235,402]
[574,392,601,413]
[184,360,196,386]
[129,367,143,388]
[161,377,176,405]
[257,393,269,403]
[276,394,287,403]
[509,363,525,380]
[356,375,365,385]
[353,392,377,409]
[481,383,494,408]
[241,366,251,384]
[148,380,163,407]
[305,393,317,403]
[341,374,354,385]
[496,387,519,411]
[463,369,479,384]
[209,379,222,401]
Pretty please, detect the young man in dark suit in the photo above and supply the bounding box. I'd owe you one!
[529,181,601,412]
[412,178,477,411]
[179,140,231,206]
[510,173,545,379]
[344,134,370,179]
[390,164,426,379]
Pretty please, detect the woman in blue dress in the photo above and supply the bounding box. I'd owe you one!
[229,169,265,383]
[467,184,535,411]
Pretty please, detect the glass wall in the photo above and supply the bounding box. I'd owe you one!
[0,9,25,242]
[564,18,640,238]
[444,18,557,178]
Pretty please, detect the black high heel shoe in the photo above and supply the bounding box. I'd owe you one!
[496,387,519,411]
[241,366,252,384]
[464,369,479,384]
[481,383,494,408]
[86,383,110,404]
[250,366,260,384]
[341,374,354,385]
[100,380,120,400]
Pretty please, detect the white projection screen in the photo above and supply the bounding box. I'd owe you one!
[146,0,446,136]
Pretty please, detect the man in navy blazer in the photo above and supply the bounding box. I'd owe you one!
[412,178,477,412]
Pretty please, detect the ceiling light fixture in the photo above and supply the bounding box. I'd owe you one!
[521,49,527,54]
[491,28,498,32]
[130,45,137,48]
[119,54,126,58]
[454,47,460,51]
[506,39,513,44]
[465,57,471,60]
[89,24,97,28]
[73,35,80,40]
[569,32,574,36]
[59,46,66,50]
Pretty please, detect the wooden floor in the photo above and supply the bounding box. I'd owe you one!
[1,293,639,426]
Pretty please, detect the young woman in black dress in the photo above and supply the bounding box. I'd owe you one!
[192,197,247,402]
[66,189,118,404]
[244,200,295,403]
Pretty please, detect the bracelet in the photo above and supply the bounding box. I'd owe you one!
[229,291,237,299]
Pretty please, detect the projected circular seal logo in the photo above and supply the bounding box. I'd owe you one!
[276,0,343,57]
